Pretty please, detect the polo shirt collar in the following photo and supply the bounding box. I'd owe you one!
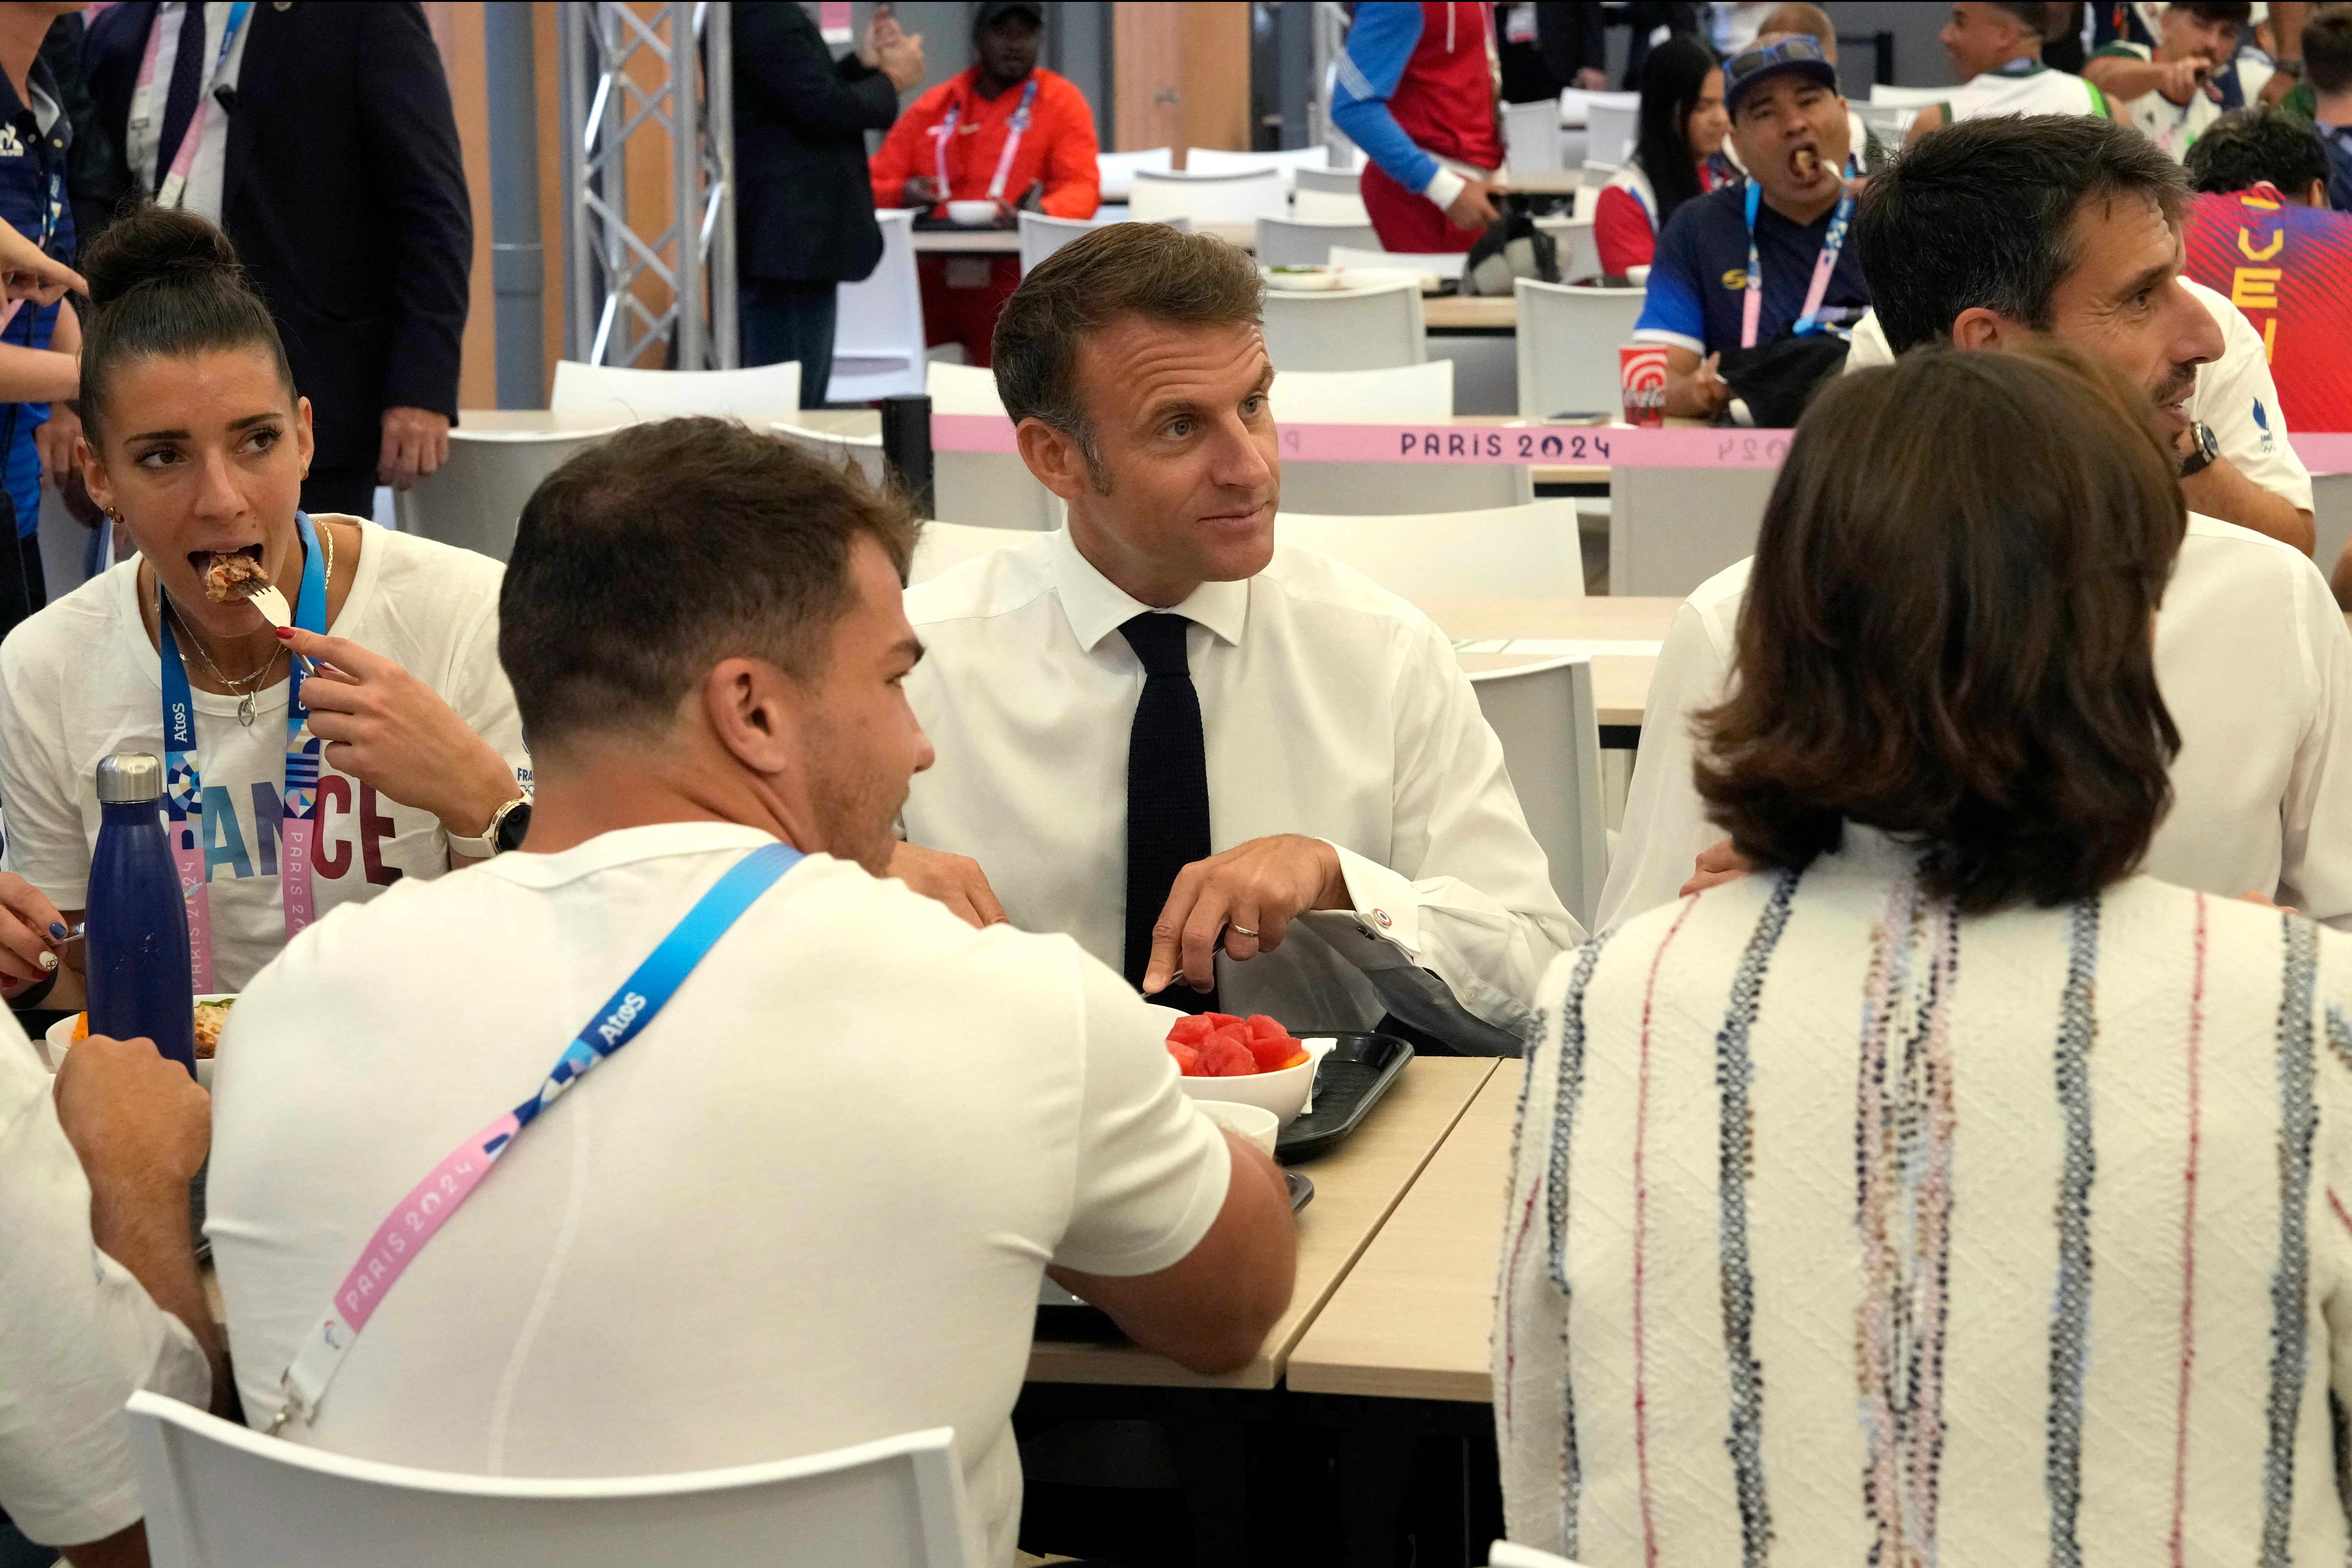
[1048,524,1251,654]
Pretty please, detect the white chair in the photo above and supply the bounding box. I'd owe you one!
[1128,168,1288,225]
[1273,363,1533,512]
[123,1391,976,1568]
[1273,361,1453,422]
[1515,278,1647,420]
[1294,165,1363,197]
[1329,244,1466,282]
[1276,499,1583,596]
[1255,215,1380,267]
[1868,82,1951,107]
[1504,99,1564,174]
[1468,655,1609,930]
[773,419,887,489]
[1262,281,1427,372]
[393,423,619,561]
[1019,210,1192,275]
[926,361,1059,531]
[550,360,801,421]
[1489,1542,1589,1568]
[910,518,1030,584]
[1584,99,1640,167]
[1556,87,1633,128]
[1571,159,1618,221]
[1610,463,1781,596]
[1294,186,1373,224]
[1533,216,1602,283]
[830,209,926,402]
[1185,144,1331,194]
[1095,146,1172,201]
[1853,101,1918,142]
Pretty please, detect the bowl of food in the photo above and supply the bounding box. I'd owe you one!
[1163,1011,1332,1125]
[946,199,999,227]
[1191,1099,1279,1156]
[47,994,235,1089]
[1262,265,1340,291]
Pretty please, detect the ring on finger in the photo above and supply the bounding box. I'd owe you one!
[1231,924,1260,939]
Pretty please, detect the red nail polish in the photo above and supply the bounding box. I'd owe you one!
[275,627,295,639]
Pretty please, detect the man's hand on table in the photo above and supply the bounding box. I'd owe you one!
[889,841,1010,928]
[1144,835,1350,998]
[1680,836,1753,898]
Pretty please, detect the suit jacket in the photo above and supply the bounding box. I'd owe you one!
[733,1,901,285]
[84,1,470,473]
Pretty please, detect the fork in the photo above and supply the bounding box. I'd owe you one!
[244,585,321,678]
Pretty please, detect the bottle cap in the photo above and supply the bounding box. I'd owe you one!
[95,752,164,804]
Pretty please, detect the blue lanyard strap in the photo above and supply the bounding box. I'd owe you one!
[1742,155,1859,346]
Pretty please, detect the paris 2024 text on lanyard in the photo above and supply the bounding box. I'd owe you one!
[268,840,805,1432]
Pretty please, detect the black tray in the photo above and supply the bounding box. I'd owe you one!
[1276,1032,1414,1165]
[1034,1172,1313,1341]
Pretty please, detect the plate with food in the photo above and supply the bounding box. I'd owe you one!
[1262,264,1342,291]
[47,994,237,1088]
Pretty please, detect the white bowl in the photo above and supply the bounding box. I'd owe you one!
[1192,1099,1279,1156]
[46,996,228,1089]
[946,200,998,227]
[1176,1033,1341,1125]
[1263,265,1340,291]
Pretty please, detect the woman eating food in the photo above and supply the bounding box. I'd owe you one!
[0,206,527,1007]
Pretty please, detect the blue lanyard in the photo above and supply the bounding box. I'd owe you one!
[274,839,806,1430]
[1741,155,1858,347]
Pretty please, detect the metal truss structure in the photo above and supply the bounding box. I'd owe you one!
[557,1,738,371]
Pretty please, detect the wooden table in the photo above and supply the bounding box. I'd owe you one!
[1287,1061,1523,1402]
[1421,294,1515,333]
[1416,595,1679,736]
[1026,1056,1500,1390]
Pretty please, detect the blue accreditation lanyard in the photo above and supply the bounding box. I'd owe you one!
[1740,155,1858,348]
[272,840,806,1431]
[157,510,328,991]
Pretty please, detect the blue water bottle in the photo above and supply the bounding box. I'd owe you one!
[86,753,197,1076]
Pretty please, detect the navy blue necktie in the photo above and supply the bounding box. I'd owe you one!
[156,2,210,195]
[1119,613,1218,1014]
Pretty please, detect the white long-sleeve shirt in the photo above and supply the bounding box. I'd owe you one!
[901,527,1583,1051]
[1599,513,2352,930]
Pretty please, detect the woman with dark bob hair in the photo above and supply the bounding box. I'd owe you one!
[1496,345,2352,1562]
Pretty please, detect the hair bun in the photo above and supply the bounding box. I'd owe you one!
[82,204,244,310]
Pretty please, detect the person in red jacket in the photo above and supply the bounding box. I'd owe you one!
[1329,2,1508,253]
[868,0,1099,366]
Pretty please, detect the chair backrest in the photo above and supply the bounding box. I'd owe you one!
[124,1391,976,1568]
[1609,462,1780,596]
[1503,99,1564,173]
[1514,278,1647,420]
[1277,499,1582,596]
[1534,216,1602,283]
[1328,244,1467,281]
[1867,82,1949,107]
[1095,146,1172,201]
[1127,167,1288,224]
[1262,281,1426,372]
[1577,159,1617,191]
[1488,1540,1587,1568]
[549,361,800,420]
[1294,186,1373,224]
[830,210,926,401]
[1556,86,1637,127]
[1585,101,1639,167]
[392,425,619,561]
[910,518,1030,584]
[1468,655,1609,930]
[773,419,887,489]
[1294,165,1363,196]
[1256,215,1381,267]
[1185,143,1330,194]
[1272,361,1454,423]
[924,362,1059,530]
[1019,210,1099,274]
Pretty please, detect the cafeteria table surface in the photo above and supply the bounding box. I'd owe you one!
[1420,294,1516,332]
[1417,595,1679,733]
[1026,1055,1500,1390]
[1287,1060,1524,1403]
[912,219,1255,255]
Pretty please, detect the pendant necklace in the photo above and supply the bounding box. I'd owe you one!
[158,523,334,726]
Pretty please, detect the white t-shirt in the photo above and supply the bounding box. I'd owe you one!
[1940,60,2110,122]
[0,521,528,991]
[1843,278,2314,517]
[2096,40,2226,160]
[0,1012,210,1548]
[206,822,1232,1568]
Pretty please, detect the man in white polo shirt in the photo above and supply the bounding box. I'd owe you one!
[1602,112,2352,932]
[2086,0,2250,161]
[886,223,1581,1055]
[1904,1,2112,142]
[206,420,1296,1568]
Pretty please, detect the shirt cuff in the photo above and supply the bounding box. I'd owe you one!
[1422,166,1467,212]
[1323,841,1427,964]
[1633,325,1705,356]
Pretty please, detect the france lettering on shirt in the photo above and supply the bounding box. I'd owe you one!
[200,778,405,887]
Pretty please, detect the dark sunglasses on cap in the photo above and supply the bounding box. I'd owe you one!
[1722,36,1840,110]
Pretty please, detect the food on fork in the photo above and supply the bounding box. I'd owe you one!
[201,551,270,603]
[1166,1012,1308,1077]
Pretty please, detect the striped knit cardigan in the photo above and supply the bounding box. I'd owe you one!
[1496,830,2352,1566]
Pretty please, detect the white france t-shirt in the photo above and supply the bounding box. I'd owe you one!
[0,519,527,991]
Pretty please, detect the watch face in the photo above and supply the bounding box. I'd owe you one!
[496,801,533,854]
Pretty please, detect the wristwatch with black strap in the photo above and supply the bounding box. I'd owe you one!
[2177,419,2222,479]
[448,794,532,857]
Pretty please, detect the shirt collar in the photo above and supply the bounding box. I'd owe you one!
[1047,525,1251,654]
[1991,56,2044,76]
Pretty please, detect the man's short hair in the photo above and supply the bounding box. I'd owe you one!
[1759,2,1835,46]
[2172,1,2252,24]
[1988,1,2052,32]
[2305,9,2352,96]
[2185,106,2331,194]
[499,418,919,744]
[1855,114,2188,354]
[991,223,1263,490]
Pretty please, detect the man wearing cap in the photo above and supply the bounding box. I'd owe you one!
[867,0,1099,368]
[1634,37,1870,418]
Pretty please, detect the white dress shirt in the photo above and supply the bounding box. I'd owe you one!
[1843,278,2315,516]
[902,527,1583,1051]
[1598,513,2352,930]
[127,1,253,223]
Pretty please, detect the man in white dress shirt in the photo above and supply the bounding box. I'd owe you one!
[891,224,1580,1053]
[1603,112,2352,930]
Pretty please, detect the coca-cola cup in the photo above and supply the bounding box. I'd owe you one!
[1620,344,1669,428]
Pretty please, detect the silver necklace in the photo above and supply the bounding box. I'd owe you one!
[158,523,334,727]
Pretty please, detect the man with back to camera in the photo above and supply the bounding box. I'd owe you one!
[1599,114,2352,932]
[885,224,1581,1055]
[1905,1,2112,143]
[204,421,1296,1568]
[2307,6,2352,210]
[1634,36,1872,420]
[2085,0,2253,160]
